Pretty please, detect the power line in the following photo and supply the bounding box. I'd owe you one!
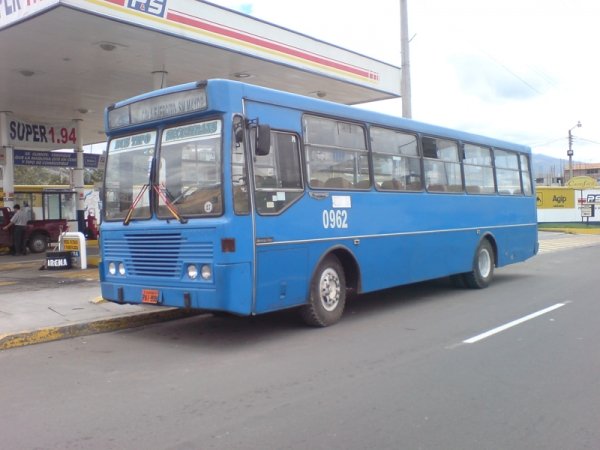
[478,49,544,95]
[577,137,600,145]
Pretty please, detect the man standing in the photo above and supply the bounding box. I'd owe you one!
[2,204,28,256]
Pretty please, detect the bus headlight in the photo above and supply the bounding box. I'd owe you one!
[118,263,126,276]
[108,262,116,275]
[201,264,212,280]
[187,264,198,280]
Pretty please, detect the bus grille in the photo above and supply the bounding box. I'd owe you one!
[104,233,214,278]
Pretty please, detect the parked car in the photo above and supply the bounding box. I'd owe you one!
[0,206,68,253]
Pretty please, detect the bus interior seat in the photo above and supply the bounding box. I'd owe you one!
[427,184,446,192]
[256,175,277,188]
[310,179,324,187]
[354,179,371,189]
[324,177,353,188]
[447,184,464,193]
[406,181,422,190]
[380,179,402,190]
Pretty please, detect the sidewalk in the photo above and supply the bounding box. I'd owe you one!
[0,245,198,350]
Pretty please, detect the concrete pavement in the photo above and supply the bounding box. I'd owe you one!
[0,244,198,350]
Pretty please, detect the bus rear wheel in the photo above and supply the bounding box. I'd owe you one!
[301,255,346,327]
[463,239,495,289]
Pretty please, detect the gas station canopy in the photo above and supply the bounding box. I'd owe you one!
[0,0,401,147]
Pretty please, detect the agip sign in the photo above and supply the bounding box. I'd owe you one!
[536,188,575,209]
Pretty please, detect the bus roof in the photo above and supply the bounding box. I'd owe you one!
[108,78,531,154]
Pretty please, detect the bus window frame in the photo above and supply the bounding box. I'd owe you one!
[303,114,370,190]
[493,148,523,196]
[421,135,464,193]
[103,128,158,222]
[462,141,496,195]
[156,117,225,219]
[253,129,305,216]
[370,125,422,192]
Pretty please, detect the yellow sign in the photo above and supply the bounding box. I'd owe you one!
[63,238,80,252]
[536,188,575,209]
[566,176,598,189]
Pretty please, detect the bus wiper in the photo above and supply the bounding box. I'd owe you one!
[124,184,149,226]
[153,184,188,224]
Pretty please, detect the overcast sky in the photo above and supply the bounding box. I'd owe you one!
[208,0,600,163]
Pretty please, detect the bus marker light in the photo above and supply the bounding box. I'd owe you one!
[221,238,236,253]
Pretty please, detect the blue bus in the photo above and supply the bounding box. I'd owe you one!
[100,79,538,326]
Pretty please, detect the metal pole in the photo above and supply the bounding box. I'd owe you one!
[567,121,581,182]
[567,129,573,181]
[400,0,412,118]
[0,111,15,208]
[73,119,86,234]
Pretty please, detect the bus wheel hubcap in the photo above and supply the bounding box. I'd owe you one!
[319,268,340,312]
[479,249,491,278]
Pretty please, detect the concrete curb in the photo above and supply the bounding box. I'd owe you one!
[0,308,202,351]
[538,227,600,235]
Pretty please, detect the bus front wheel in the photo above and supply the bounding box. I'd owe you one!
[463,239,495,289]
[301,255,346,327]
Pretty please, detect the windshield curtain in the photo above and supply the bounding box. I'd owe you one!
[157,120,223,218]
[104,131,157,221]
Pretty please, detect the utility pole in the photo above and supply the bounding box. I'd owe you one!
[567,121,582,181]
[400,0,412,118]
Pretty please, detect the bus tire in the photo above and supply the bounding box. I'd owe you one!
[301,255,346,327]
[463,239,494,289]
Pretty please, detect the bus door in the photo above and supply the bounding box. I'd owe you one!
[244,102,309,313]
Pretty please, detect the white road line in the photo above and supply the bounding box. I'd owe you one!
[463,303,566,344]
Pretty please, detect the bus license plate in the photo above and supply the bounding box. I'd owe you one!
[142,289,160,304]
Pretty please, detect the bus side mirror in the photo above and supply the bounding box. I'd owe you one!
[255,124,271,156]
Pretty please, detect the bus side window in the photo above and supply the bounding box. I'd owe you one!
[520,154,533,196]
[254,131,303,215]
[422,136,462,193]
[231,115,250,214]
[494,149,522,195]
[463,143,494,194]
[371,126,421,191]
[304,115,368,190]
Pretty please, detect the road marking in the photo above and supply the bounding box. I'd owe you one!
[463,303,566,344]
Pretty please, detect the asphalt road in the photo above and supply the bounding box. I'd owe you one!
[1,234,599,450]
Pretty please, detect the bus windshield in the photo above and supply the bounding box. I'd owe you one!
[158,120,222,218]
[104,131,157,221]
[104,120,223,221]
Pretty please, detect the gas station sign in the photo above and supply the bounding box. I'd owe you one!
[536,189,575,209]
[0,0,59,30]
[7,114,79,150]
[12,150,102,168]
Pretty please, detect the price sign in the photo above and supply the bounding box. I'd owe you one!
[63,238,80,252]
[47,127,78,145]
[7,114,79,150]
